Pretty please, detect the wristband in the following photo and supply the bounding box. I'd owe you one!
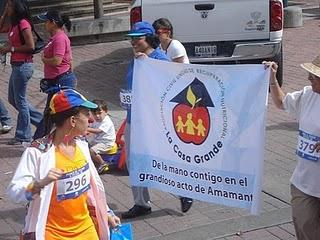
[107,209,115,216]
[26,181,43,194]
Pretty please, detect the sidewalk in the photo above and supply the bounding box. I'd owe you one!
[0,14,319,240]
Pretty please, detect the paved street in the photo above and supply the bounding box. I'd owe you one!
[0,7,319,240]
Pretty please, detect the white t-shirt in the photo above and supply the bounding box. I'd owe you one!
[89,115,116,148]
[161,39,190,64]
[283,86,320,197]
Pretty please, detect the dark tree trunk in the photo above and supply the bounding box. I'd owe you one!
[93,0,104,19]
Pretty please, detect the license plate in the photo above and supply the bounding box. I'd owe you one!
[195,45,217,57]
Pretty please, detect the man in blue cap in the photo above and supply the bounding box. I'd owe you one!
[122,21,193,219]
[122,21,169,219]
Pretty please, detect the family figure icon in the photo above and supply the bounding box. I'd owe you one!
[176,113,206,137]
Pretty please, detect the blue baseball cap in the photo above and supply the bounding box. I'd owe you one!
[37,10,61,23]
[127,21,155,37]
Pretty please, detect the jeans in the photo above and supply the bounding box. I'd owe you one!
[33,71,77,139]
[8,63,43,141]
[0,98,11,126]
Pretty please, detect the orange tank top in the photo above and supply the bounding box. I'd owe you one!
[45,146,99,240]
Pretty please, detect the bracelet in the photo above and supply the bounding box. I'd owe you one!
[27,181,43,194]
[107,209,115,216]
[269,82,278,86]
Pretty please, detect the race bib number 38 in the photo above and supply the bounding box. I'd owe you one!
[56,163,91,201]
[119,88,132,110]
[296,130,320,161]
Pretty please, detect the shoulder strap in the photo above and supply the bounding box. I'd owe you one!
[28,19,43,41]
[17,22,26,45]
[32,28,43,41]
[30,134,54,153]
[165,40,173,54]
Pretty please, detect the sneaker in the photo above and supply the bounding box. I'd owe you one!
[180,197,193,213]
[7,138,30,146]
[97,163,109,174]
[121,205,151,219]
[1,125,12,134]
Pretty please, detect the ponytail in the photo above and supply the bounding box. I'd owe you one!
[61,15,71,32]
[43,10,72,32]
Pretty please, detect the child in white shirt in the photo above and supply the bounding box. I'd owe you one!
[87,100,116,174]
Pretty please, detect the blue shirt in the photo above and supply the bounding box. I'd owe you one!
[126,47,170,123]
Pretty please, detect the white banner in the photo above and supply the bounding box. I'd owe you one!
[130,58,269,214]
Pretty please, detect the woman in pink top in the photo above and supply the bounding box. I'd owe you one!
[33,10,77,139]
[0,0,43,145]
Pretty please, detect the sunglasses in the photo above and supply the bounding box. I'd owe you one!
[156,29,170,35]
[129,36,145,40]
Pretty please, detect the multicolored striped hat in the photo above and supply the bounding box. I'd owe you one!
[49,89,97,114]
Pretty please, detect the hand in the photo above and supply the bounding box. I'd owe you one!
[39,168,64,187]
[134,52,148,59]
[263,61,278,74]
[263,61,278,85]
[315,142,320,153]
[108,214,121,227]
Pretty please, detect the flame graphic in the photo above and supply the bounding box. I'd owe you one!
[187,86,202,108]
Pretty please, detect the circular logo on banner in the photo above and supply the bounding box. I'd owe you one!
[160,68,228,165]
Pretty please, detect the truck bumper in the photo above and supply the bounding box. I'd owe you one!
[189,41,282,63]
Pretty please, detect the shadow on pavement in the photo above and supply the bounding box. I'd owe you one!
[74,47,132,110]
[0,206,25,220]
[0,144,25,159]
[120,208,184,223]
[0,233,19,240]
[0,206,25,238]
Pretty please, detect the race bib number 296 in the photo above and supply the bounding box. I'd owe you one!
[296,130,320,161]
[56,163,91,201]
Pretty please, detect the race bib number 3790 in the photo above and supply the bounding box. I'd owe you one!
[56,163,91,201]
[296,130,320,161]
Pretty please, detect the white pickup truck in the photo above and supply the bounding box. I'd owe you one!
[130,0,283,84]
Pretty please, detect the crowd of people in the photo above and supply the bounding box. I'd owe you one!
[1,1,121,239]
[0,0,319,240]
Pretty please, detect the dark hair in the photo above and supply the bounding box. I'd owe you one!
[10,0,32,26]
[49,106,82,128]
[47,10,72,32]
[152,18,173,38]
[42,106,82,136]
[92,99,108,113]
[145,35,160,49]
